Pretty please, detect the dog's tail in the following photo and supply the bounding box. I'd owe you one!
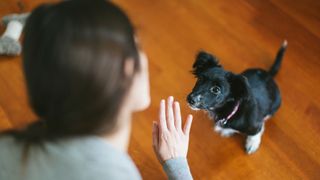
[268,40,288,77]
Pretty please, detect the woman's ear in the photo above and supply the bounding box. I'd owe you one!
[124,58,135,77]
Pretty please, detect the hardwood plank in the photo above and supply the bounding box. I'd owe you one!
[0,0,319,179]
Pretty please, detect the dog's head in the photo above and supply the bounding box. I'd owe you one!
[187,51,249,111]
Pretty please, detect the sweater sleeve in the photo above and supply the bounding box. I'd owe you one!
[162,157,193,180]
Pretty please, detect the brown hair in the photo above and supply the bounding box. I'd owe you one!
[2,0,140,144]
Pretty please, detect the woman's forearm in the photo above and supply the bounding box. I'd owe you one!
[163,157,193,180]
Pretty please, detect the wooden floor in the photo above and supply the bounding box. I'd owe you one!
[0,0,320,179]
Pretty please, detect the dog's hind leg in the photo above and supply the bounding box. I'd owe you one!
[245,124,265,154]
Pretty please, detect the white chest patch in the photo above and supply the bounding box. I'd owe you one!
[214,125,239,137]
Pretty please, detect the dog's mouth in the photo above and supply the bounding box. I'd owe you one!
[187,103,204,111]
[187,101,214,112]
[187,93,227,111]
[187,99,218,111]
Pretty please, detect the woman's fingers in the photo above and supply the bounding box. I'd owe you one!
[166,96,175,130]
[174,101,182,130]
[183,114,193,135]
[152,122,159,149]
[159,99,167,132]
[159,97,192,134]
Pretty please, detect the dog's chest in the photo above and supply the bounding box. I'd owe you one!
[214,125,239,137]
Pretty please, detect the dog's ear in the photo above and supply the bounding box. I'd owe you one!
[192,51,221,76]
[228,74,250,100]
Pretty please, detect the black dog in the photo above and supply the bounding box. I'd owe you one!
[187,41,287,154]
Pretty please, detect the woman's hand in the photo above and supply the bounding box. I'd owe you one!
[152,96,193,164]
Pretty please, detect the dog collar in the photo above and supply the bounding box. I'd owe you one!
[217,101,240,126]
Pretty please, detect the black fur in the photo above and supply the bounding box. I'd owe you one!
[187,41,287,136]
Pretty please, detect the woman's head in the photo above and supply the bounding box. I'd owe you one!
[19,0,150,141]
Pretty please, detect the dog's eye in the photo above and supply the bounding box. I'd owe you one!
[210,86,221,95]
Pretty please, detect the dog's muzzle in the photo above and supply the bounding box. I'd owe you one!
[187,94,204,110]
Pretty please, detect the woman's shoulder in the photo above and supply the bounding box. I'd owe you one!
[0,135,24,179]
[48,136,136,168]
[0,135,142,180]
[48,136,142,179]
[0,135,22,157]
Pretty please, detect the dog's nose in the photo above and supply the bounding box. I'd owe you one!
[187,94,195,104]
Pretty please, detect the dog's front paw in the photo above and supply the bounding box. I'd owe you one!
[245,135,261,154]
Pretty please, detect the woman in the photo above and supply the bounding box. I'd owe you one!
[0,0,193,179]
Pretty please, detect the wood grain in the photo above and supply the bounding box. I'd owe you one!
[0,0,319,179]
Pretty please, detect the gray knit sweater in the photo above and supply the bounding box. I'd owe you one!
[0,136,192,180]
